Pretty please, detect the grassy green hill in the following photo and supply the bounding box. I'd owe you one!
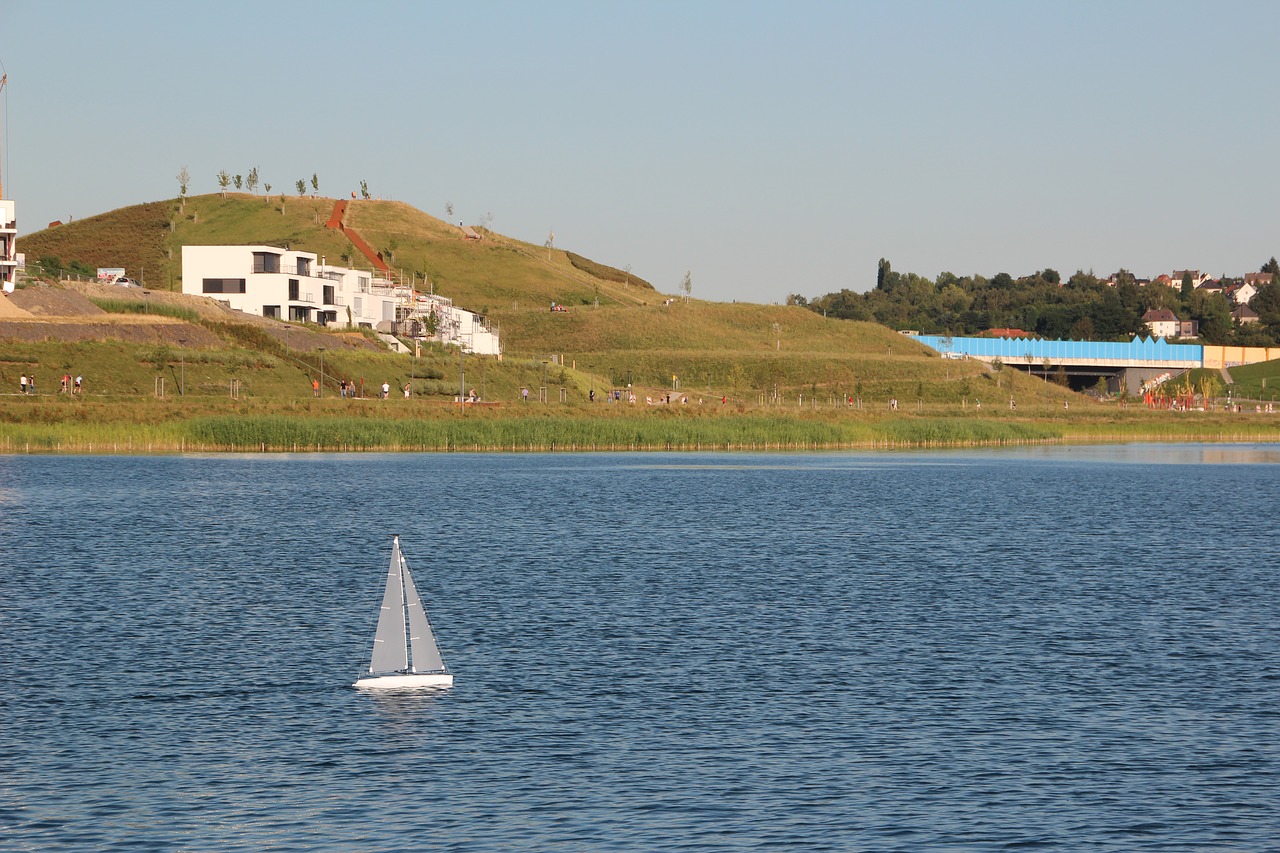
[19,194,656,317]
[11,194,1101,428]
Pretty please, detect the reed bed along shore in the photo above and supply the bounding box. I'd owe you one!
[3,408,1280,454]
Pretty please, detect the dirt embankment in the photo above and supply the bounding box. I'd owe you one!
[0,293,35,318]
[0,281,389,352]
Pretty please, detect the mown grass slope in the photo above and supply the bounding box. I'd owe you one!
[20,194,654,319]
[12,196,1095,415]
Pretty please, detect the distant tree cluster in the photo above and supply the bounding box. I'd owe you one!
[795,258,1280,346]
[200,168,320,200]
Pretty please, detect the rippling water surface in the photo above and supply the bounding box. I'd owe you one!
[1,446,1277,850]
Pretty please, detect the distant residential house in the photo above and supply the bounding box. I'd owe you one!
[1196,279,1225,296]
[1224,281,1258,305]
[1141,308,1197,339]
[1153,274,1173,286]
[1172,269,1211,287]
[1232,304,1260,325]
[1243,272,1274,287]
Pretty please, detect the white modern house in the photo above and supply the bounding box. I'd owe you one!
[0,199,17,293]
[182,245,398,327]
[180,244,502,355]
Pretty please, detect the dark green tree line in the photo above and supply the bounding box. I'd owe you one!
[800,259,1280,346]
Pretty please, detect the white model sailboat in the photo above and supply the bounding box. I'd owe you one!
[353,535,454,689]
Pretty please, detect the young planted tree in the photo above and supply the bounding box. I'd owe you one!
[263,182,271,196]
[296,179,306,196]
[1198,373,1220,407]
[360,180,369,200]
[681,271,693,303]
[247,166,259,195]
[217,170,231,199]
[233,174,243,190]
[311,173,319,196]
[177,166,190,211]
[445,201,454,218]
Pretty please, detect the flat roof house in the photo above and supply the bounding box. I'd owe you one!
[181,245,397,328]
[0,199,16,293]
[181,244,502,355]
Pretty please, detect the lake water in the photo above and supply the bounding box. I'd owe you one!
[1,446,1277,850]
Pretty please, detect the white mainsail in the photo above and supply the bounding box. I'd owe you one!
[368,536,410,674]
[355,535,452,689]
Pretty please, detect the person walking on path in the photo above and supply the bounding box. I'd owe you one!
[381,381,390,399]
[19,373,27,395]
[74,375,83,395]
[403,382,411,398]
[312,378,321,397]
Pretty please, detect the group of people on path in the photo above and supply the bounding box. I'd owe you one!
[17,373,81,395]
[313,377,418,399]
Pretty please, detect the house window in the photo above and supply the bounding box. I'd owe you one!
[297,257,311,277]
[353,297,362,316]
[202,278,246,294]
[263,305,280,319]
[252,252,281,274]
[288,279,300,301]
[359,276,370,292]
[323,285,335,305]
[289,306,309,322]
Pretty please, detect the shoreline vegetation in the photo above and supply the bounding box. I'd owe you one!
[4,402,1280,454]
[10,199,1280,457]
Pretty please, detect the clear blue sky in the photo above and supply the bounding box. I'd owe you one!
[4,1,1278,303]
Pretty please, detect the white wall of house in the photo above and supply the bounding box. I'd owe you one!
[182,245,502,353]
[0,199,16,293]
[182,245,397,328]
[1231,283,1258,305]
[1143,311,1179,338]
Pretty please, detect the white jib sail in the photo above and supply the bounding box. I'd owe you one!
[403,558,446,673]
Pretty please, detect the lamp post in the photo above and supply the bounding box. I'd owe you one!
[318,347,326,398]
[177,338,186,396]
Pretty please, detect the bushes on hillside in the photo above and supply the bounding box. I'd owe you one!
[566,253,653,291]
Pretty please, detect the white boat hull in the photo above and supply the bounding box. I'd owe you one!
[352,672,454,690]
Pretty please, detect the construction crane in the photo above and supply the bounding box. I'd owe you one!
[0,71,7,198]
